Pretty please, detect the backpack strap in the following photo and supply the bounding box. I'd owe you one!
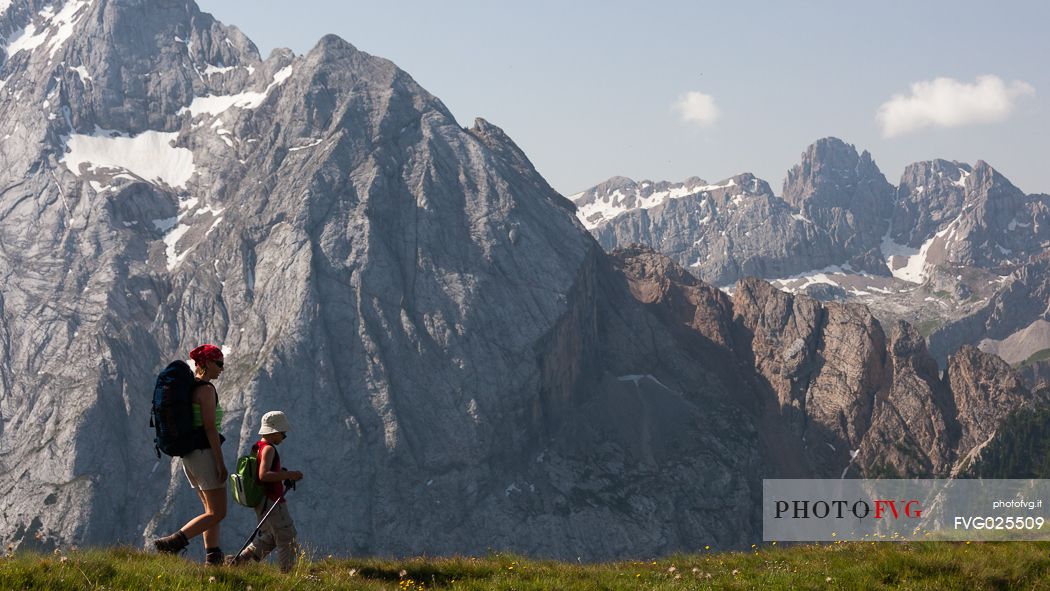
[194,380,216,403]
[255,439,280,480]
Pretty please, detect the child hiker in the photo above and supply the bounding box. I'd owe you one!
[229,411,304,572]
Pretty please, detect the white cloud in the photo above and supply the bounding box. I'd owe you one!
[877,75,1034,138]
[674,91,720,127]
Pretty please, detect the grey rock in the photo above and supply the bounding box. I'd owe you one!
[891,160,971,246]
[929,252,1050,364]
[582,173,850,286]
[782,137,895,264]
[855,321,957,477]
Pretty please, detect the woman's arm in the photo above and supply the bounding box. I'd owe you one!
[196,384,227,481]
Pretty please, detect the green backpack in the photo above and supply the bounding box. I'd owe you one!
[229,446,265,508]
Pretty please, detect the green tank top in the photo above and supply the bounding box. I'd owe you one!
[191,384,223,431]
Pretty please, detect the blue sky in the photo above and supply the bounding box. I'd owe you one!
[196,0,1048,196]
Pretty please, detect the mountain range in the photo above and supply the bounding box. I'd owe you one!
[571,138,1050,393]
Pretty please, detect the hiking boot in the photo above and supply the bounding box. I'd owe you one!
[205,547,224,566]
[225,548,258,567]
[153,531,188,554]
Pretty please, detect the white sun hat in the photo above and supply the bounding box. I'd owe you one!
[259,411,292,435]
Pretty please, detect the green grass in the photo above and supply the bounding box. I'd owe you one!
[1019,348,1050,368]
[916,317,944,338]
[4,542,1050,590]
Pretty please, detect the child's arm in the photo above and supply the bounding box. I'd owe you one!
[257,445,303,483]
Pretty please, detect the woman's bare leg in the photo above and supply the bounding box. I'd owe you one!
[181,487,227,545]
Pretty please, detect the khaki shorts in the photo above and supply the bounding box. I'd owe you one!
[181,448,225,491]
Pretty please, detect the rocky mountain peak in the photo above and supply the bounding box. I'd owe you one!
[891,159,971,245]
[467,117,576,213]
[782,137,894,239]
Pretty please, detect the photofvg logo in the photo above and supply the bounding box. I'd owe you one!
[764,479,1050,542]
[774,498,923,520]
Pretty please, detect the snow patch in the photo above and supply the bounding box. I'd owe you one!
[288,138,324,152]
[62,127,196,189]
[272,65,293,85]
[617,374,673,391]
[203,64,235,75]
[951,168,971,189]
[44,0,91,58]
[771,264,859,292]
[573,178,737,230]
[840,449,861,479]
[205,216,224,236]
[5,1,92,59]
[5,23,49,56]
[70,65,91,83]
[880,220,958,284]
[181,65,294,117]
[157,197,220,271]
[163,222,192,270]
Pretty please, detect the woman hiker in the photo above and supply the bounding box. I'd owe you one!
[153,344,229,566]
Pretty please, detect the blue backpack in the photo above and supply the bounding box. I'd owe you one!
[150,360,199,457]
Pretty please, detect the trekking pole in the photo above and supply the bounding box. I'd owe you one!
[235,482,295,559]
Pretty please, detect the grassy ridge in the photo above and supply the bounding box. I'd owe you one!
[3,542,1050,590]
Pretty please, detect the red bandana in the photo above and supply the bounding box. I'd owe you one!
[189,344,224,364]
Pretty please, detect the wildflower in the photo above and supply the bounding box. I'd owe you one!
[691,567,700,574]
[732,569,740,576]
[349,568,358,577]
[704,545,710,550]
[208,576,216,583]
[674,574,681,580]
[399,569,408,577]
[667,566,677,573]
[59,556,68,563]
[826,576,832,582]
[772,541,777,545]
